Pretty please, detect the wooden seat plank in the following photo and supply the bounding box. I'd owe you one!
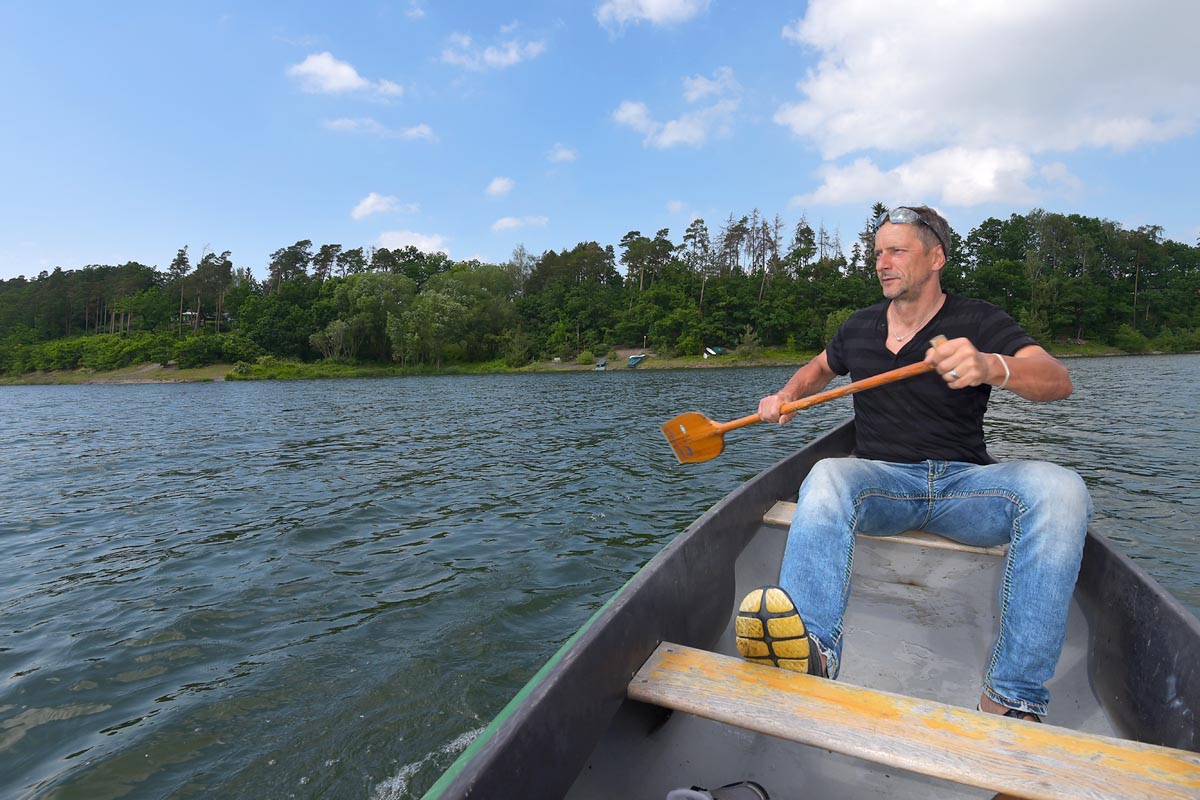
[628,643,1200,800]
[764,500,1007,557]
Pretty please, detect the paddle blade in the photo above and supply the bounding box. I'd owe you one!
[662,411,725,464]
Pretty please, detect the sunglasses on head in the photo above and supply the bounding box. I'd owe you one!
[874,207,949,255]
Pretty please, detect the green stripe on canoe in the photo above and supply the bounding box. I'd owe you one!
[420,570,641,798]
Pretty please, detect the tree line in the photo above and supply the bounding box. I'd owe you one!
[1,205,1197,376]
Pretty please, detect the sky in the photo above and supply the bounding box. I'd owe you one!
[2,0,1198,283]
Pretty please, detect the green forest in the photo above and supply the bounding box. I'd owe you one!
[2,204,1198,378]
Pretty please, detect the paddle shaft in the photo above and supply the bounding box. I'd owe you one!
[712,360,937,436]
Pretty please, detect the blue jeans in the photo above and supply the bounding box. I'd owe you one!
[779,457,1091,716]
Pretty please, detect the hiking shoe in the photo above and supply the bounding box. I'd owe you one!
[1002,708,1042,723]
[735,586,826,676]
[976,704,1042,723]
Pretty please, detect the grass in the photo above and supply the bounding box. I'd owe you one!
[1044,341,1126,358]
[0,342,1172,385]
[224,358,516,381]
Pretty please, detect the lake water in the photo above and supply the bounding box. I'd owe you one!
[2,355,1197,799]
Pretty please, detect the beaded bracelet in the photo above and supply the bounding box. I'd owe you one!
[994,353,1011,390]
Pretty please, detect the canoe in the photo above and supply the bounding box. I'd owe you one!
[423,420,1200,799]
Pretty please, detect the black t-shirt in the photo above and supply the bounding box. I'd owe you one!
[825,293,1037,464]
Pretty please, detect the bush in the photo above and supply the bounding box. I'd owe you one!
[220,335,263,364]
[38,338,86,370]
[1019,309,1051,346]
[81,335,128,371]
[1113,323,1150,354]
[502,330,532,368]
[149,334,175,367]
[113,332,171,368]
[169,333,263,368]
[173,335,224,368]
[675,334,702,357]
[0,341,32,374]
[735,325,762,359]
[1151,327,1200,354]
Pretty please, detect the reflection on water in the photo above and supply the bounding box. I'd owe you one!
[1,355,1196,798]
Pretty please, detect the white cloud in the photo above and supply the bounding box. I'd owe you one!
[791,147,1069,208]
[492,216,549,232]
[375,79,403,97]
[682,66,738,102]
[547,144,577,162]
[779,3,1200,157]
[286,52,402,98]
[401,123,436,141]
[323,118,436,141]
[666,200,687,214]
[405,1,426,20]
[614,67,740,149]
[613,101,655,134]
[324,117,389,135]
[654,101,738,148]
[353,192,397,219]
[775,0,1200,208]
[288,52,368,93]
[378,230,449,254]
[441,31,546,71]
[352,193,418,220]
[486,177,515,196]
[780,18,804,44]
[1039,162,1084,197]
[596,0,709,30]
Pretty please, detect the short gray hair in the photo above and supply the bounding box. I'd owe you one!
[906,206,951,258]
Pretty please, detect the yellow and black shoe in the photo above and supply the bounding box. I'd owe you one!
[735,586,826,676]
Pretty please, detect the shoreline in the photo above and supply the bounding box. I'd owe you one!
[1,344,1166,386]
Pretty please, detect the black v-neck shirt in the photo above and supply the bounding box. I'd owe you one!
[825,293,1036,464]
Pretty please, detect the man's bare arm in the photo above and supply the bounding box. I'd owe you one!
[758,350,838,424]
[928,340,1073,402]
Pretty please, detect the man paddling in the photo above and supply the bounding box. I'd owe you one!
[735,205,1091,723]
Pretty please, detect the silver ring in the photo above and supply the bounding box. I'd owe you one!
[949,369,960,379]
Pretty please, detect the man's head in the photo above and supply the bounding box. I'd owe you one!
[874,206,951,260]
[874,205,951,301]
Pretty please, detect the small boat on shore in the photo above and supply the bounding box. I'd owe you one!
[628,353,647,368]
[423,420,1200,799]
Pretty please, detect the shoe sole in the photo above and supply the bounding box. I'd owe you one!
[735,586,813,673]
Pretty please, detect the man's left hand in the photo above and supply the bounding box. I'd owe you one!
[926,337,991,388]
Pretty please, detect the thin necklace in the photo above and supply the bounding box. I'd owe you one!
[890,296,944,342]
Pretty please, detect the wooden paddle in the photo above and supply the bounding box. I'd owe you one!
[662,336,946,464]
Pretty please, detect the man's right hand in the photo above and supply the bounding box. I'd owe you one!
[758,393,794,425]
[758,351,836,425]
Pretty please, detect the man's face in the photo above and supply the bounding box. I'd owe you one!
[874,222,944,300]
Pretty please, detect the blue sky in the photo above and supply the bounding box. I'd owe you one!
[2,1,1198,282]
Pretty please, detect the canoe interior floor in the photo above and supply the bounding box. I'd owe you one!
[566,521,1121,800]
